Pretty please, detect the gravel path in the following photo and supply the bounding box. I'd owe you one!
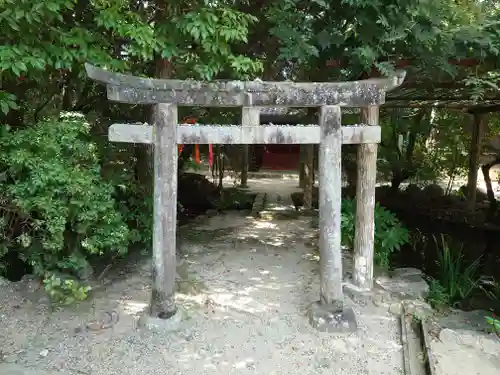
[1,209,404,375]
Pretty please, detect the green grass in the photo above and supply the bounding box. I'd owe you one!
[426,234,481,309]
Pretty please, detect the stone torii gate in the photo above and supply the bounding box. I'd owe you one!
[85,64,405,332]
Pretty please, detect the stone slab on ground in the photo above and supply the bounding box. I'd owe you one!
[375,267,429,300]
[422,309,500,375]
[428,327,500,375]
[308,302,358,333]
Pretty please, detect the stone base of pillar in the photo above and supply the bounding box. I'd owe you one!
[308,301,358,333]
[137,308,184,333]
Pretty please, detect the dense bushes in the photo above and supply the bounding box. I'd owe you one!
[0,113,133,290]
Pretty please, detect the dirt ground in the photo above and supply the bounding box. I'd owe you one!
[1,177,499,375]
[1,200,404,375]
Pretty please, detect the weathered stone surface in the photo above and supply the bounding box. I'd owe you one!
[375,267,429,300]
[137,308,185,333]
[392,267,426,282]
[308,302,358,333]
[150,103,178,319]
[108,123,381,145]
[430,327,500,375]
[318,106,343,305]
[388,302,403,315]
[436,309,495,332]
[86,63,406,107]
[403,300,433,320]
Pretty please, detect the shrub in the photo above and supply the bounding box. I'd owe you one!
[43,272,92,305]
[480,281,500,337]
[0,113,130,291]
[341,199,409,268]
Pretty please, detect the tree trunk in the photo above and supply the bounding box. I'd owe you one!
[466,113,485,212]
[481,158,500,212]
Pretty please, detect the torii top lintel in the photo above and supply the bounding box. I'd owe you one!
[85,63,405,108]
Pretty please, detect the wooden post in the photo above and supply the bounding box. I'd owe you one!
[303,144,315,209]
[353,106,379,290]
[241,145,249,187]
[151,103,179,319]
[299,146,306,188]
[241,107,260,187]
[318,105,343,308]
[466,113,484,212]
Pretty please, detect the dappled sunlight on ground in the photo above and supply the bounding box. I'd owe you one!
[0,187,403,375]
[122,300,148,316]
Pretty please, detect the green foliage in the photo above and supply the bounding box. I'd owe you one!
[183,158,202,172]
[341,199,409,267]
[485,315,500,337]
[0,0,263,117]
[2,0,500,307]
[175,7,263,79]
[377,108,500,189]
[426,234,481,309]
[43,272,91,305]
[481,281,500,305]
[427,279,452,310]
[378,108,436,185]
[263,0,500,84]
[0,113,130,279]
[480,278,500,337]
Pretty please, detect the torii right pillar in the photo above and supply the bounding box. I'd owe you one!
[353,106,379,290]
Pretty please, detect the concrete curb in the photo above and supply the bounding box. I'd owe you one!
[421,319,439,375]
[400,309,413,375]
[400,302,434,375]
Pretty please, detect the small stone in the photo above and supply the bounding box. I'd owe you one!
[372,293,385,307]
[392,267,423,278]
[39,349,49,357]
[388,302,402,315]
[315,357,331,369]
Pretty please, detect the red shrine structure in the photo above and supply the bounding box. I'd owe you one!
[249,109,304,171]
